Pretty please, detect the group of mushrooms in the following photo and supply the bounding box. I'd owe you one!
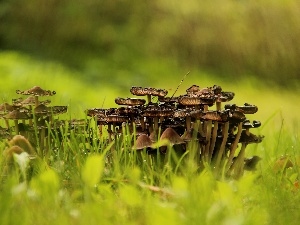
[86,85,264,178]
[0,86,76,150]
[0,85,264,178]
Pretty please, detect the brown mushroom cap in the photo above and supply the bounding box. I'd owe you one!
[0,103,15,112]
[159,127,184,145]
[34,104,50,116]
[4,110,31,120]
[186,85,201,95]
[143,104,173,117]
[86,108,106,117]
[49,106,68,115]
[237,103,258,114]
[178,95,202,106]
[115,97,146,106]
[133,134,153,150]
[105,114,128,123]
[130,86,168,97]
[20,96,51,106]
[16,86,56,96]
[239,131,264,143]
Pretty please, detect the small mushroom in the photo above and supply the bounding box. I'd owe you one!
[115,97,146,106]
[4,110,31,134]
[130,86,168,103]
[133,134,153,150]
[16,86,56,107]
[159,127,184,146]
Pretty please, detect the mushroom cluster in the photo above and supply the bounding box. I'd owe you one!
[86,85,264,178]
[0,86,77,151]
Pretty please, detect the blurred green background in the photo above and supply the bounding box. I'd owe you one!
[1,0,299,130]
[1,0,300,86]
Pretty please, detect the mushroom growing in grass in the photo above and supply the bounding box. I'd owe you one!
[16,86,56,108]
[133,134,153,150]
[143,103,173,132]
[4,110,31,135]
[158,127,184,154]
[130,86,168,103]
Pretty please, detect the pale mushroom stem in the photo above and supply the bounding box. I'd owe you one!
[34,96,39,108]
[225,122,243,172]
[214,121,229,174]
[209,121,218,162]
[140,117,145,131]
[230,142,247,179]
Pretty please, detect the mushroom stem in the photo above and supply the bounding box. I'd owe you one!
[209,121,218,162]
[34,96,39,108]
[153,117,159,131]
[140,117,145,131]
[204,120,212,161]
[230,143,247,179]
[186,116,191,131]
[98,125,103,137]
[108,124,112,142]
[226,122,243,172]
[14,119,19,134]
[216,101,221,111]
[147,94,151,104]
[214,121,229,174]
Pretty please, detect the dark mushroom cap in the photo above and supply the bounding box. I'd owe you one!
[242,120,254,129]
[105,114,128,123]
[190,109,205,119]
[178,95,202,106]
[220,91,235,101]
[239,131,264,143]
[115,97,146,106]
[130,86,168,97]
[85,108,106,117]
[228,110,246,123]
[49,106,68,115]
[212,85,222,95]
[143,104,173,117]
[4,110,31,120]
[237,103,258,114]
[186,85,201,95]
[202,111,227,122]
[16,86,56,96]
[158,96,179,103]
[173,109,191,118]
[252,120,261,128]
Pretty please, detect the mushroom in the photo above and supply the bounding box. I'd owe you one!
[16,86,56,107]
[4,110,31,134]
[115,97,146,106]
[130,86,168,103]
[143,103,173,131]
[133,134,153,150]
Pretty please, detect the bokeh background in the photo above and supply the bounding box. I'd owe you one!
[1,0,300,130]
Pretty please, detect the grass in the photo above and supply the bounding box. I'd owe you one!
[1,51,300,225]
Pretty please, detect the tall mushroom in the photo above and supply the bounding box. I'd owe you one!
[4,110,31,135]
